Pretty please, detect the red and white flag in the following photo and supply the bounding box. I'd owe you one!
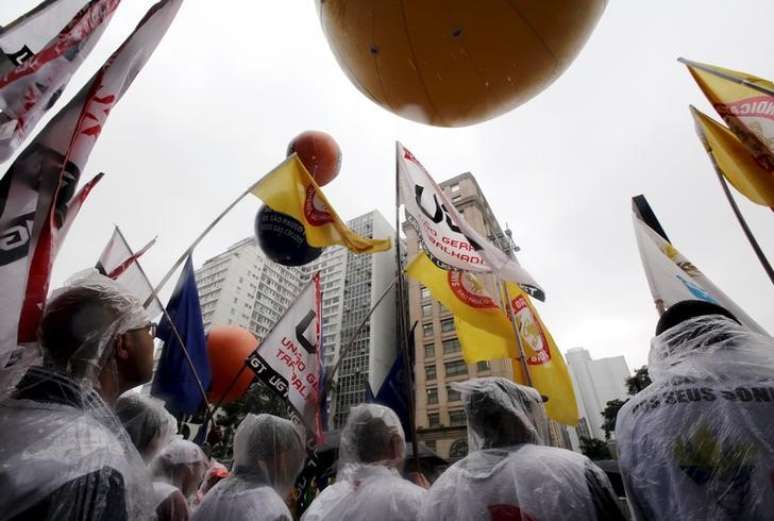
[397,141,545,301]
[96,226,163,318]
[0,0,122,161]
[0,0,183,367]
[246,273,324,443]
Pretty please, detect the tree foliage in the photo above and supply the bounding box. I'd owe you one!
[626,366,652,395]
[580,436,611,460]
[208,379,289,461]
[601,399,627,439]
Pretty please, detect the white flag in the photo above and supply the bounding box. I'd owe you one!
[97,227,163,318]
[246,273,324,442]
[0,0,182,366]
[0,0,122,161]
[397,142,544,300]
[633,212,767,335]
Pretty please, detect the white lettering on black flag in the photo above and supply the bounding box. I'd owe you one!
[246,273,324,442]
[397,142,545,301]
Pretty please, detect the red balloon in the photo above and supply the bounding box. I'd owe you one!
[287,130,341,187]
[206,326,258,404]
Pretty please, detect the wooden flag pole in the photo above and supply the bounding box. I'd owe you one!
[395,141,421,472]
[678,57,774,97]
[713,169,774,285]
[114,226,212,412]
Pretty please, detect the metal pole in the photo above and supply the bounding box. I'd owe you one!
[115,227,212,411]
[713,168,774,285]
[678,57,774,97]
[501,281,533,387]
[395,141,420,471]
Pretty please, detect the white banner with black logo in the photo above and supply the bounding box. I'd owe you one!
[246,273,324,442]
[397,141,544,301]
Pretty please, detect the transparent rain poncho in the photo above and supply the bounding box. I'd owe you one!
[301,403,426,521]
[150,438,208,519]
[0,271,156,520]
[191,414,306,521]
[116,393,178,463]
[616,315,774,521]
[420,377,625,521]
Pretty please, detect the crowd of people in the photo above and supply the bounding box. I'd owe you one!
[0,272,772,520]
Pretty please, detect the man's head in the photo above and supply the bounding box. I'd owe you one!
[115,393,178,463]
[232,414,305,496]
[655,300,740,336]
[339,404,406,470]
[455,377,547,451]
[39,272,153,400]
[151,439,209,498]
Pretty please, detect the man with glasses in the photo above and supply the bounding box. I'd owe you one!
[0,271,158,520]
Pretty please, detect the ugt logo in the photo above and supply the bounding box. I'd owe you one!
[414,184,481,250]
[295,309,318,354]
[0,212,34,266]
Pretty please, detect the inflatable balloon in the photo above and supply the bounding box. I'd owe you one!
[287,130,341,187]
[255,205,322,266]
[207,326,258,404]
[317,0,605,127]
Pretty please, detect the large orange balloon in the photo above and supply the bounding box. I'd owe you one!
[287,131,341,187]
[317,0,605,127]
[206,326,258,404]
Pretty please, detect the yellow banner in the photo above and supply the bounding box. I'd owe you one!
[691,106,774,207]
[504,282,579,426]
[250,155,391,254]
[683,59,774,172]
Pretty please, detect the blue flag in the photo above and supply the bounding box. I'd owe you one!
[152,256,211,415]
[373,322,416,442]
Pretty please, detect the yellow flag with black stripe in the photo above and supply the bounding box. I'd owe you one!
[691,106,774,208]
[406,252,513,362]
[682,58,774,172]
[250,155,391,253]
[503,281,579,426]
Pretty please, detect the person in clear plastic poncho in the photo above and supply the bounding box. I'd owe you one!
[151,439,208,521]
[0,272,157,521]
[301,403,426,521]
[192,414,306,521]
[420,377,626,521]
[615,300,774,521]
[116,393,178,463]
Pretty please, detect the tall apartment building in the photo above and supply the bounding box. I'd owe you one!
[565,348,631,440]
[303,211,398,429]
[404,172,525,461]
[195,238,305,341]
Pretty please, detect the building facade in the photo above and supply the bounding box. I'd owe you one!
[565,347,631,440]
[404,172,524,461]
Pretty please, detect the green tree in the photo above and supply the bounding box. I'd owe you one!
[580,436,611,460]
[626,366,652,395]
[208,379,289,461]
[602,399,627,439]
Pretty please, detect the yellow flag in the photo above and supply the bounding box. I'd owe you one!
[691,106,774,207]
[250,155,391,253]
[454,316,516,363]
[406,252,514,356]
[682,59,774,172]
[504,282,579,426]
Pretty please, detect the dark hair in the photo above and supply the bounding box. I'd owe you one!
[39,287,120,372]
[351,415,400,464]
[656,300,739,336]
[115,395,165,455]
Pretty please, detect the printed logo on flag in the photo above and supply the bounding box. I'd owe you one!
[512,295,551,365]
[716,96,774,120]
[0,212,34,266]
[448,271,498,309]
[303,186,334,226]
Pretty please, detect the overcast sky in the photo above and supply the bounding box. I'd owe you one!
[2,1,772,370]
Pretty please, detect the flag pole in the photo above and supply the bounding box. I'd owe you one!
[712,168,774,285]
[678,57,774,98]
[115,226,212,411]
[394,141,421,472]
[501,280,534,387]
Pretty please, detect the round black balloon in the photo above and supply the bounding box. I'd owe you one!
[255,205,322,266]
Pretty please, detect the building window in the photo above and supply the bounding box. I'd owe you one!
[440,318,454,333]
[424,344,435,358]
[425,365,437,381]
[450,183,460,193]
[422,303,432,317]
[425,439,437,451]
[476,361,490,372]
[426,387,438,405]
[423,323,433,337]
[449,438,468,458]
[445,360,467,378]
[449,410,467,426]
[447,386,461,402]
[428,413,440,428]
[420,287,430,300]
[442,338,460,354]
